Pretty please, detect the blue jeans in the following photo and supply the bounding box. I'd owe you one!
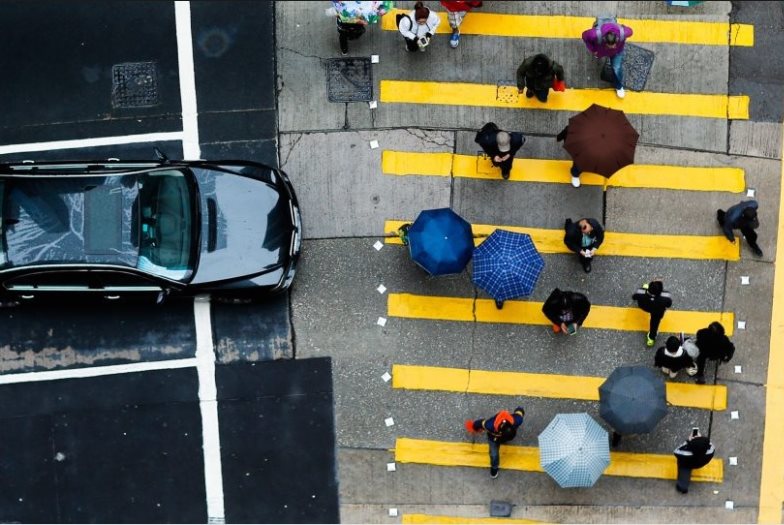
[610,52,624,90]
[488,438,500,469]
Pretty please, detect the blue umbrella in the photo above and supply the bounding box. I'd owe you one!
[408,208,474,275]
[538,413,610,488]
[599,365,668,435]
[472,229,544,301]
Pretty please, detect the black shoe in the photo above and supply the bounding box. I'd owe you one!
[525,89,534,98]
[696,376,706,385]
[583,261,591,273]
[611,432,622,447]
[490,467,499,478]
[751,244,763,257]
[495,300,504,310]
[501,170,510,180]
[716,209,725,225]
[676,484,688,494]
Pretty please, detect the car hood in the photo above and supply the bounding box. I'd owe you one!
[189,169,292,285]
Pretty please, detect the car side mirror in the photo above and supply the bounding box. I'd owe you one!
[156,288,171,305]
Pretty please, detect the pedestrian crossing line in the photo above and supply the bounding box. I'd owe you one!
[381,150,746,193]
[387,293,735,336]
[394,437,724,482]
[380,10,753,47]
[379,80,750,120]
[391,364,727,411]
[383,220,742,261]
[403,514,543,524]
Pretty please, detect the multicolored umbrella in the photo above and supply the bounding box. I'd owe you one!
[331,1,394,24]
[563,104,639,178]
[666,1,703,6]
[472,229,544,302]
[538,413,610,488]
[408,208,474,275]
[599,365,668,435]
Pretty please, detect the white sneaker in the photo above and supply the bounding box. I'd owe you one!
[571,176,581,188]
[616,88,626,99]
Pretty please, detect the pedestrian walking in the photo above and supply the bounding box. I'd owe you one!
[555,125,583,188]
[542,288,591,335]
[330,1,392,55]
[694,321,735,384]
[717,199,762,257]
[581,16,633,99]
[474,122,525,180]
[654,336,697,379]
[632,280,673,347]
[398,2,440,52]
[673,428,715,494]
[335,18,366,55]
[563,217,604,273]
[440,0,482,48]
[516,53,566,103]
[465,406,525,478]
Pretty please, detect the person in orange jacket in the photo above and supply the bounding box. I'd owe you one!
[465,407,525,478]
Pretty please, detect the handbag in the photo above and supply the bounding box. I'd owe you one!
[552,78,566,92]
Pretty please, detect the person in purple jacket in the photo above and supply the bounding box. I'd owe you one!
[581,19,634,99]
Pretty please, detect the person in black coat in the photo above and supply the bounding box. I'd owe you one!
[563,217,604,273]
[654,336,696,379]
[336,18,366,55]
[694,321,735,384]
[673,429,715,494]
[542,288,591,334]
[632,280,673,347]
[717,200,762,256]
[474,122,525,180]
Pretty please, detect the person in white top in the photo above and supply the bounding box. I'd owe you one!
[398,2,440,52]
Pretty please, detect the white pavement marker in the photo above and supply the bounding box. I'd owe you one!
[175,1,201,160]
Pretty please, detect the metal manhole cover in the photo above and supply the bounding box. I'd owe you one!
[112,62,159,109]
[325,57,373,103]
[600,43,655,92]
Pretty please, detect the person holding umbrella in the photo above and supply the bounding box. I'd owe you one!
[465,406,525,478]
[542,288,591,335]
[563,217,604,273]
[556,104,639,188]
[674,428,715,494]
[404,208,474,275]
[516,53,566,103]
[474,122,526,180]
[632,280,673,347]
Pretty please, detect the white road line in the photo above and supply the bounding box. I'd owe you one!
[0,357,198,384]
[0,131,185,156]
[175,1,201,160]
[194,295,225,523]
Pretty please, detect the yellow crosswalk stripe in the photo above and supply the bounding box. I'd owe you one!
[382,151,746,193]
[380,80,750,120]
[392,364,727,411]
[384,220,741,261]
[387,293,735,336]
[381,11,753,47]
[403,514,543,524]
[394,437,724,482]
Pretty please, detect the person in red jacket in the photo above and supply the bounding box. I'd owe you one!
[440,1,482,48]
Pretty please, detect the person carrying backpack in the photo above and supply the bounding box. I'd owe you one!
[632,280,673,347]
[694,321,735,384]
[398,2,440,52]
[581,16,633,99]
[466,407,525,478]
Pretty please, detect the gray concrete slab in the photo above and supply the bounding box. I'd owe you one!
[730,121,783,159]
[279,129,453,238]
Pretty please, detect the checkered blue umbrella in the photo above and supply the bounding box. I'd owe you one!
[408,208,474,275]
[471,229,544,301]
[538,413,610,488]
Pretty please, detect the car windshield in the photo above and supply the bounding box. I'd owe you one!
[0,169,196,283]
[135,169,197,282]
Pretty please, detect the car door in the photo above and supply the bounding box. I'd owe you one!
[2,268,164,305]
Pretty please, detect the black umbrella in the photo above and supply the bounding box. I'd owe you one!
[599,365,667,435]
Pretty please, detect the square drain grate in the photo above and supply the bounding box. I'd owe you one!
[600,43,655,92]
[325,57,373,103]
[112,62,159,109]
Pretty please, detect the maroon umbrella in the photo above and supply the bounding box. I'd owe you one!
[563,104,639,177]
